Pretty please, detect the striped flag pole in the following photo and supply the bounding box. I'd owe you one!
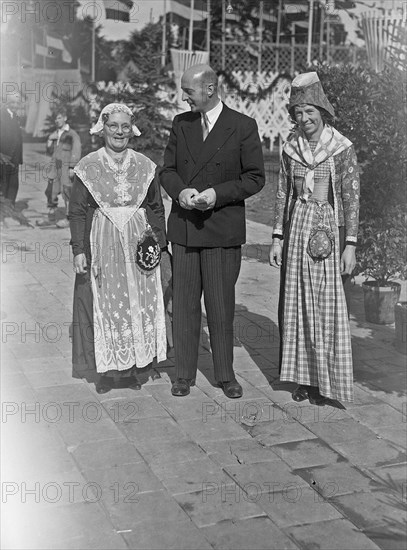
[275,0,282,72]
[206,0,211,56]
[307,0,315,65]
[91,3,96,81]
[221,0,226,70]
[161,0,167,67]
[188,0,195,50]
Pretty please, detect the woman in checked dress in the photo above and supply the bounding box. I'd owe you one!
[270,73,360,405]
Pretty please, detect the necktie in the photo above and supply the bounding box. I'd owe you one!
[202,113,209,141]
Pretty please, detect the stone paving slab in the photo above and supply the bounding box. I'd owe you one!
[199,437,278,465]
[101,490,189,531]
[249,417,319,446]
[200,516,299,550]
[295,463,382,497]
[302,417,380,444]
[333,490,406,531]
[122,519,214,550]
[367,463,407,498]
[256,486,343,527]
[135,438,208,468]
[285,519,382,550]
[173,488,267,528]
[269,438,348,469]
[329,438,406,469]
[70,439,145,470]
[346,403,405,430]
[224,460,310,494]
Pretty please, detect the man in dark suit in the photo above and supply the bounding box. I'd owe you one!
[160,64,265,398]
[0,92,23,206]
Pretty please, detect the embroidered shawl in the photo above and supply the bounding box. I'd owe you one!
[283,125,352,201]
[74,148,156,233]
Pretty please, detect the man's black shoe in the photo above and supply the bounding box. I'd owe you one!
[218,379,243,399]
[171,378,196,397]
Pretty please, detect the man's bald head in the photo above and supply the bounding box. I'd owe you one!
[183,64,218,88]
[181,64,220,113]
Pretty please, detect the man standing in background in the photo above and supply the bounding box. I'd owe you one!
[0,92,23,206]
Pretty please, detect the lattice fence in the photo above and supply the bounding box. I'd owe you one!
[218,71,292,151]
[211,41,367,74]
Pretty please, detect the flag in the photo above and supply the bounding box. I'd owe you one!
[167,0,207,22]
[46,35,72,63]
[104,0,133,22]
[35,44,51,57]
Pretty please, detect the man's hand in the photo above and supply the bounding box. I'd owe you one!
[69,168,75,180]
[178,188,199,210]
[192,188,216,211]
[73,253,87,274]
[340,245,356,275]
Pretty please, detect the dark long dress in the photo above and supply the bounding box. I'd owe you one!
[69,166,168,380]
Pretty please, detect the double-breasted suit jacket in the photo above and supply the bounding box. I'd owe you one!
[0,108,23,167]
[160,104,265,247]
[0,107,23,203]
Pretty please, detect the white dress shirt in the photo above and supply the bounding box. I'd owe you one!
[202,100,223,135]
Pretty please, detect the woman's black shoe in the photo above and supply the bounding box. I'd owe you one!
[128,375,142,390]
[95,376,112,394]
[150,368,161,381]
[308,388,327,406]
[292,385,309,402]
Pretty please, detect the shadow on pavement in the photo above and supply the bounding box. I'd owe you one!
[348,284,406,398]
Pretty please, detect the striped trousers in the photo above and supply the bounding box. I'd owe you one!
[172,244,242,382]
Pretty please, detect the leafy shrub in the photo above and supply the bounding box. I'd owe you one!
[312,63,406,284]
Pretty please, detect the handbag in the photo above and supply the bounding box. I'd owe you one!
[135,226,161,274]
[307,205,334,261]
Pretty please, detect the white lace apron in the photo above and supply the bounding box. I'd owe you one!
[74,148,167,373]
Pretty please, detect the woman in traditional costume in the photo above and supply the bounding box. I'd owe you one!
[69,103,167,394]
[270,73,360,405]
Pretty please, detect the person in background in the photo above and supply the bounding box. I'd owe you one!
[160,64,265,399]
[69,103,167,394]
[0,92,23,206]
[269,72,360,406]
[43,108,81,228]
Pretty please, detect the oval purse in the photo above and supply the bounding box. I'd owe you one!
[307,227,334,261]
[135,227,161,274]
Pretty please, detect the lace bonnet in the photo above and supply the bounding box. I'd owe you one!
[90,103,141,136]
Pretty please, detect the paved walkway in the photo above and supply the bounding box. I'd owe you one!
[1,144,406,550]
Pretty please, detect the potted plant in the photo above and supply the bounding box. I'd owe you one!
[394,301,407,354]
[355,206,407,324]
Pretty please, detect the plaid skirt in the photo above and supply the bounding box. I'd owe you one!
[279,200,353,402]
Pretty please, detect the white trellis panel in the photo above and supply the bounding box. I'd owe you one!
[219,71,292,152]
[170,49,210,110]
